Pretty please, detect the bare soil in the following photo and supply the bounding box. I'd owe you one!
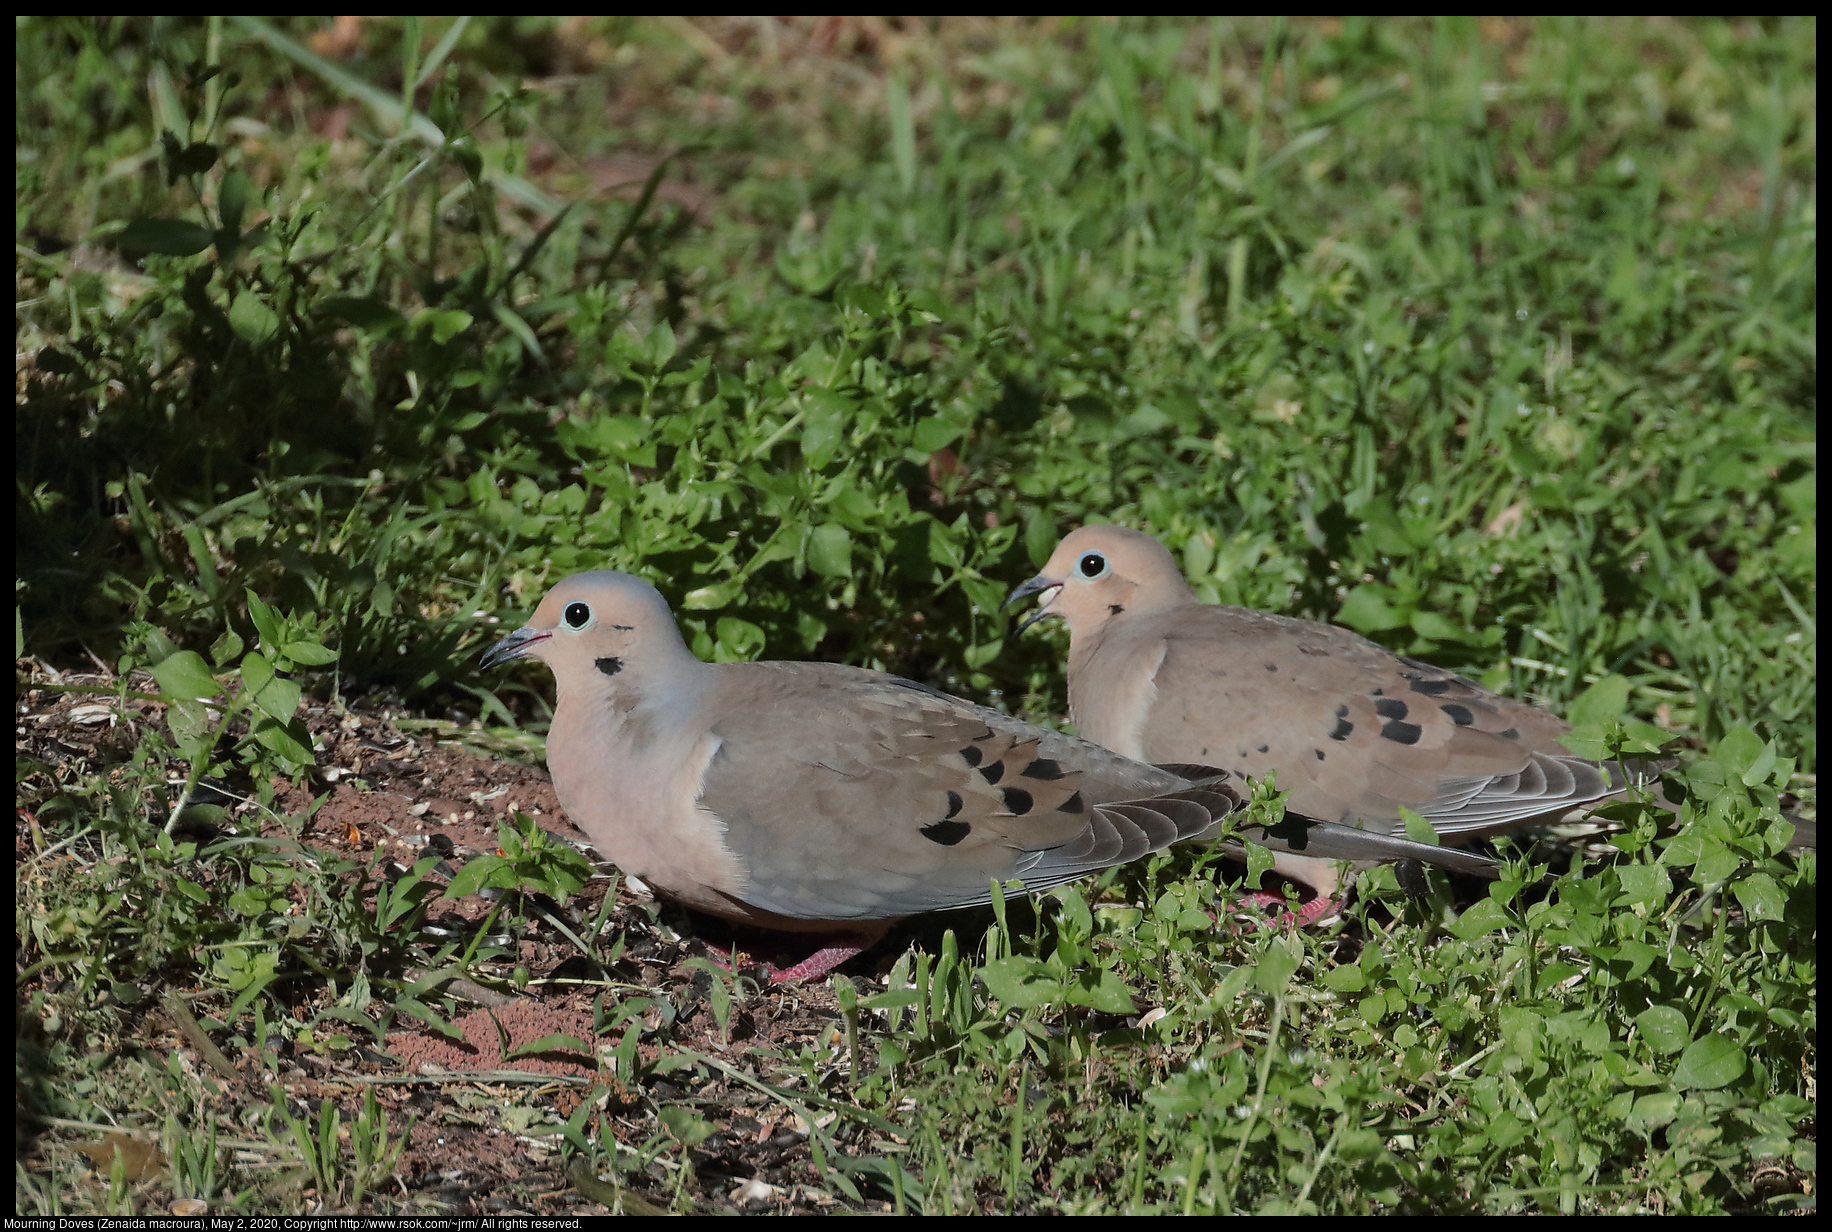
[16,661,921,1215]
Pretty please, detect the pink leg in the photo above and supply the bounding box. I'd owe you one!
[763,940,874,984]
[693,933,878,984]
[1225,890,1343,931]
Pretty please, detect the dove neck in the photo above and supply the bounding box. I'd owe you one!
[555,643,711,735]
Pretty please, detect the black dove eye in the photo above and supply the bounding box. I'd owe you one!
[1078,552,1108,579]
[563,601,592,629]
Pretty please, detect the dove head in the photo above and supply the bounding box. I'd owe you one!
[1007,525,1197,640]
[481,571,706,699]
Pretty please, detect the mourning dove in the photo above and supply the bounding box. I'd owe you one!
[482,571,1499,979]
[1008,524,1660,919]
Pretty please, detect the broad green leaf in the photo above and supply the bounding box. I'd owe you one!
[412,308,473,345]
[1252,937,1300,994]
[150,650,221,700]
[1738,740,1778,787]
[1556,724,1609,761]
[165,697,214,755]
[1567,674,1631,726]
[681,580,744,611]
[1626,1091,1683,1132]
[1409,609,1473,642]
[1320,963,1366,993]
[210,629,245,666]
[229,290,281,343]
[1024,509,1057,568]
[281,640,339,666]
[246,590,285,650]
[1067,967,1137,1014]
[1398,806,1440,846]
[645,320,676,370]
[218,169,250,235]
[1615,863,1671,908]
[1635,1005,1690,1055]
[1672,1033,1747,1091]
[807,523,852,578]
[1240,839,1276,891]
[979,956,1064,1009]
[1049,884,1094,936]
[657,1105,715,1148]
[1714,723,1767,782]
[1731,872,1786,921]
[713,617,764,662]
[117,217,214,255]
[1450,896,1515,940]
[860,988,922,1011]
[443,856,517,898]
[1336,585,1408,633]
[912,416,963,454]
[251,715,313,765]
[801,389,852,470]
[241,652,303,724]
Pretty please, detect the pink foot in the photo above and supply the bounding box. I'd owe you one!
[1225,890,1342,932]
[762,941,873,984]
[694,933,878,984]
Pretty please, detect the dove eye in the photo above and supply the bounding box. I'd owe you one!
[563,601,593,630]
[1078,552,1108,579]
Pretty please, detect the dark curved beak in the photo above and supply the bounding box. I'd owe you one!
[1003,574,1064,634]
[479,624,550,669]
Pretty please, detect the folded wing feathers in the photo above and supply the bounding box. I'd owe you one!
[1417,751,1628,833]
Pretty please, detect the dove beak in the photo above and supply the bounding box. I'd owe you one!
[480,624,552,668]
[1003,574,1064,634]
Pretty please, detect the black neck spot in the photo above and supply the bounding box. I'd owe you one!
[1109,604,1124,616]
[595,657,624,677]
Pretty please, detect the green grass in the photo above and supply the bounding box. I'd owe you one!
[15,16,1815,1213]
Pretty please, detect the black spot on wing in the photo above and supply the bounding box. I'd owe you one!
[1441,703,1474,726]
[1257,744,1269,753]
[1374,698,1409,720]
[1020,758,1064,781]
[944,790,963,819]
[959,745,983,768]
[1405,674,1452,696]
[921,819,972,846]
[1499,728,1520,740]
[979,760,1005,785]
[1330,717,1354,741]
[1381,721,1423,745]
[1060,792,1086,815]
[1001,788,1033,815]
[595,657,623,677]
[1315,749,1325,760]
[1264,663,1279,672]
